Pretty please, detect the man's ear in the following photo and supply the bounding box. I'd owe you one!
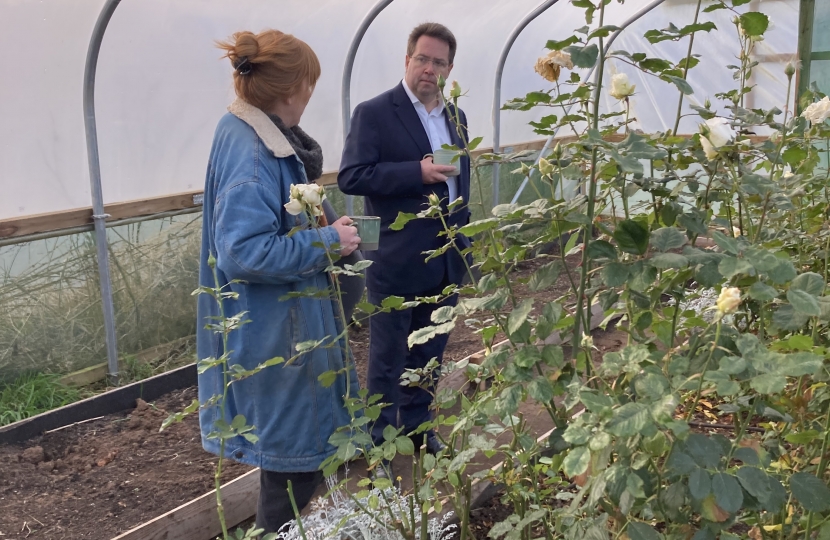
[447,63,454,77]
[405,54,411,70]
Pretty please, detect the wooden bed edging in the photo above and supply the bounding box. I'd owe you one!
[0,363,196,445]
[111,468,260,540]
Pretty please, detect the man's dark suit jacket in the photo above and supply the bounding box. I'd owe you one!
[338,82,472,296]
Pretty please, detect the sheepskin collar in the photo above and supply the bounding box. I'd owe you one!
[227,98,295,158]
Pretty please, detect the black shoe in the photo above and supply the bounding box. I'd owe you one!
[412,433,446,456]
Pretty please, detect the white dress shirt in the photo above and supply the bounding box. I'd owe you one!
[402,79,458,204]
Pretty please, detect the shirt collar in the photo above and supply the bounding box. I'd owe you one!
[402,79,444,116]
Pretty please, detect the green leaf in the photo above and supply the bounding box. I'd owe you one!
[318,370,337,387]
[773,304,810,331]
[700,493,730,522]
[749,282,778,301]
[663,75,694,95]
[790,472,830,512]
[787,289,821,316]
[712,472,743,513]
[580,390,615,413]
[467,136,484,151]
[602,262,630,287]
[430,305,455,324]
[588,24,621,39]
[791,272,826,296]
[751,373,787,394]
[689,467,712,500]
[528,378,555,403]
[784,430,820,444]
[383,424,399,442]
[606,403,651,437]
[563,424,592,445]
[768,258,797,284]
[737,467,772,504]
[614,219,650,255]
[458,218,499,237]
[719,256,754,278]
[712,231,740,254]
[381,295,405,309]
[389,212,417,231]
[695,261,722,287]
[627,522,662,540]
[782,146,808,168]
[408,320,455,348]
[395,436,415,455]
[651,253,689,269]
[651,227,686,252]
[562,446,591,476]
[565,43,599,68]
[685,433,723,468]
[529,261,563,291]
[587,240,618,260]
[739,11,769,37]
[546,35,579,50]
[508,299,534,336]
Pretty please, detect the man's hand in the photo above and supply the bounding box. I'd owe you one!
[331,216,361,256]
[421,157,456,185]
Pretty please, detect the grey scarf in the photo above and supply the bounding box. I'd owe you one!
[267,114,324,181]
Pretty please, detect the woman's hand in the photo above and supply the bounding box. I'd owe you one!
[332,216,361,256]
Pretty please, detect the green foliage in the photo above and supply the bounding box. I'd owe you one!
[189,3,830,540]
[0,371,82,426]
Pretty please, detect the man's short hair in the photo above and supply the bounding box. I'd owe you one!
[407,23,457,64]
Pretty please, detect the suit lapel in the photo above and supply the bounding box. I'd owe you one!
[392,83,433,158]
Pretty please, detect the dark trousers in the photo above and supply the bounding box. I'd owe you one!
[255,469,323,534]
[367,287,458,444]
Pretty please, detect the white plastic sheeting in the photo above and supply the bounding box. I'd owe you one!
[0,0,798,221]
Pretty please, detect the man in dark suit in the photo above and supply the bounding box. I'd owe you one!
[338,22,471,478]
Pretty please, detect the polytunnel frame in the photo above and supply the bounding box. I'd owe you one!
[494,0,669,207]
[77,0,402,382]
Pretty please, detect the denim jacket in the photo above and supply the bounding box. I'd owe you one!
[197,98,359,472]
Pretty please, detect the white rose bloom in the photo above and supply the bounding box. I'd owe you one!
[699,117,736,160]
[300,184,325,207]
[801,96,830,126]
[284,198,304,215]
[716,287,741,315]
[609,73,635,100]
[699,135,718,160]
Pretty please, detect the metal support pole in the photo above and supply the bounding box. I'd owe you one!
[510,0,668,205]
[796,0,815,108]
[341,0,395,216]
[83,0,123,385]
[492,0,561,209]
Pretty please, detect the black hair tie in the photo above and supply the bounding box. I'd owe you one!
[233,56,252,75]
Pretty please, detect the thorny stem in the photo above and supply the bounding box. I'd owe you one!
[209,258,230,539]
[685,321,722,423]
[286,480,309,540]
[310,213,355,402]
[804,400,830,538]
[672,0,703,135]
[572,0,607,360]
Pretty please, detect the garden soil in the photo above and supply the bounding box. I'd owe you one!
[0,255,620,540]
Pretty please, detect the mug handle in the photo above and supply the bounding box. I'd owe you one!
[423,153,434,161]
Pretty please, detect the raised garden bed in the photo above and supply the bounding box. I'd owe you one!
[0,257,590,539]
